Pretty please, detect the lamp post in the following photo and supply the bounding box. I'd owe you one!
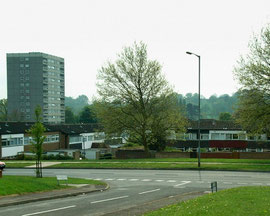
[186,51,201,168]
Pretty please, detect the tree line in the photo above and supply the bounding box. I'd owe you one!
[64,92,238,124]
[178,92,238,121]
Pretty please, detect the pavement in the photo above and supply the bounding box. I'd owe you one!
[0,183,109,208]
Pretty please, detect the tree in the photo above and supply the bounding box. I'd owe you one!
[94,42,187,152]
[78,105,97,123]
[65,95,89,114]
[27,106,46,178]
[65,106,77,123]
[234,24,270,135]
[186,103,198,120]
[0,99,8,121]
[219,112,232,121]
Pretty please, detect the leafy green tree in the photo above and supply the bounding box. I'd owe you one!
[0,99,8,121]
[234,24,270,135]
[65,95,89,114]
[94,42,187,152]
[27,106,46,178]
[219,112,232,121]
[78,105,97,123]
[181,93,238,120]
[65,106,77,123]
[186,103,198,120]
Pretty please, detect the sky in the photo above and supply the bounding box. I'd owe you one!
[0,0,269,100]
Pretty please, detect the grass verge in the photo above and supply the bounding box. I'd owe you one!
[0,176,105,196]
[48,161,270,171]
[4,158,270,171]
[145,186,270,216]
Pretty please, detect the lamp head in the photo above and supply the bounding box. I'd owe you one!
[186,51,192,55]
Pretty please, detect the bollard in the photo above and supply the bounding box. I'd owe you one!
[0,170,2,178]
[211,181,217,193]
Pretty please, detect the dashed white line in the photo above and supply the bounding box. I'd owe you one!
[117,178,127,181]
[91,196,129,204]
[129,179,139,181]
[155,179,164,182]
[22,205,76,216]
[138,188,160,195]
[167,180,176,183]
[174,181,191,187]
[94,178,103,181]
[141,179,152,182]
[105,178,115,181]
[223,182,232,184]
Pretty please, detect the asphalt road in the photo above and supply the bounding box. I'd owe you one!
[1,169,270,216]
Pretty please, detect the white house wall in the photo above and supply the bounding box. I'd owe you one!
[2,146,24,157]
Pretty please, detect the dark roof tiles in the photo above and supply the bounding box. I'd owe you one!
[0,122,102,135]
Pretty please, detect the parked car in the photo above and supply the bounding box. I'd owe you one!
[0,161,5,170]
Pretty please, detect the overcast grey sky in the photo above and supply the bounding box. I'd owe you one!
[0,0,269,100]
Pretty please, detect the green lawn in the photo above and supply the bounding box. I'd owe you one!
[5,158,270,164]
[48,161,270,171]
[4,158,270,171]
[0,176,105,196]
[145,186,270,216]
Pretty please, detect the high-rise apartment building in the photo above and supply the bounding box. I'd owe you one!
[7,52,65,124]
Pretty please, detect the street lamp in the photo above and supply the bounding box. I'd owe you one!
[186,51,201,168]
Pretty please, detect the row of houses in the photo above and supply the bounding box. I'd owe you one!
[0,122,105,158]
[1,119,270,159]
[170,119,270,152]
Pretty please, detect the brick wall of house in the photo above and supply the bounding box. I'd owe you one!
[59,133,67,149]
[24,142,60,152]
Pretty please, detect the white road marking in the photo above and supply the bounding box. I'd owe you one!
[138,188,160,195]
[155,179,164,182]
[94,178,103,180]
[22,205,76,216]
[253,183,262,185]
[167,180,176,183]
[141,179,152,182]
[105,178,115,181]
[174,181,191,187]
[117,178,127,181]
[91,196,129,204]
[129,179,139,181]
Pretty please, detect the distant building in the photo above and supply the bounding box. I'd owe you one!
[7,52,65,124]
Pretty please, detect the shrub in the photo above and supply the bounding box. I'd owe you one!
[100,153,113,160]
[15,154,35,160]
